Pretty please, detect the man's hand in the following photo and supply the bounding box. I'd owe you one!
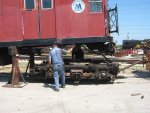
[48,59,51,65]
[66,45,75,54]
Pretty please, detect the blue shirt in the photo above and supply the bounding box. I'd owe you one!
[49,47,67,65]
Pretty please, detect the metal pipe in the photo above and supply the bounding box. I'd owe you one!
[119,60,143,72]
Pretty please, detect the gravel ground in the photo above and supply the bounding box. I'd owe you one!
[0,66,150,113]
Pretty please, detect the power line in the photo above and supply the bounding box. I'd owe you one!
[110,3,150,6]
[121,25,150,27]
[115,32,150,34]
[119,7,150,10]
[121,28,150,29]
[120,29,150,31]
[120,26,150,28]
[119,33,150,35]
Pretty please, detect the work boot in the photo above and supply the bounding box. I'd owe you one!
[54,89,59,92]
[61,85,66,88]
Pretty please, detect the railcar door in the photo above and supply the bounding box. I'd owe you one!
[22,0,56,40]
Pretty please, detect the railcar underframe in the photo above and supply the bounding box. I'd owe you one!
[23,46,119,84]
[1,46,119,87]
[31,59,119,84]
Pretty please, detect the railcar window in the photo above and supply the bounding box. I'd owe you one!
[25,0,35,10]
[42,0,52,9]
[90,0,102,12]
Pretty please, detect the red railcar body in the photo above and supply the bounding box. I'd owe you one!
[0,0,110,45]
[0,0,119,66]
[0,0,120,83]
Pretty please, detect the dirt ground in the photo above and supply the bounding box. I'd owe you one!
[0,64,150,113]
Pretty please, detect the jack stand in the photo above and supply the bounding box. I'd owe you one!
[24,48,35,77]
[3,46,28,88]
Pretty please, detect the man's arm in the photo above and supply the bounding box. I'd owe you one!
[62,45,75,54]
[66,48,74,54]
[48,58,51,65]
[48,52,52,65]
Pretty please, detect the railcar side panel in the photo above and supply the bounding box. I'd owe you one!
[55,0,106,39]
[22,0,56,39]
[39,0,56,39]
[0,0,111,44]
[22,0,39,39]
[104,0,109,36]
[0,0,23,42]
[0,0,2,16]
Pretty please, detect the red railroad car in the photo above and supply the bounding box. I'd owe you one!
[0,0,118,65]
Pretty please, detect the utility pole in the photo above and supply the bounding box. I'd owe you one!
[127,32,130,40]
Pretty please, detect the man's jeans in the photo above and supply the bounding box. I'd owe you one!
[53,64,65,90]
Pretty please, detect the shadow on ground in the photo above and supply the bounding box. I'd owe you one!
[133,70,150,80]
[0,73,10,82]
[0,72,116,87]
[116,75,127,79]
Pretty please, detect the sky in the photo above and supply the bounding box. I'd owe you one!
[108,0,150,45]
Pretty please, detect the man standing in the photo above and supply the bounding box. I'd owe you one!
[49,41,74,92]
